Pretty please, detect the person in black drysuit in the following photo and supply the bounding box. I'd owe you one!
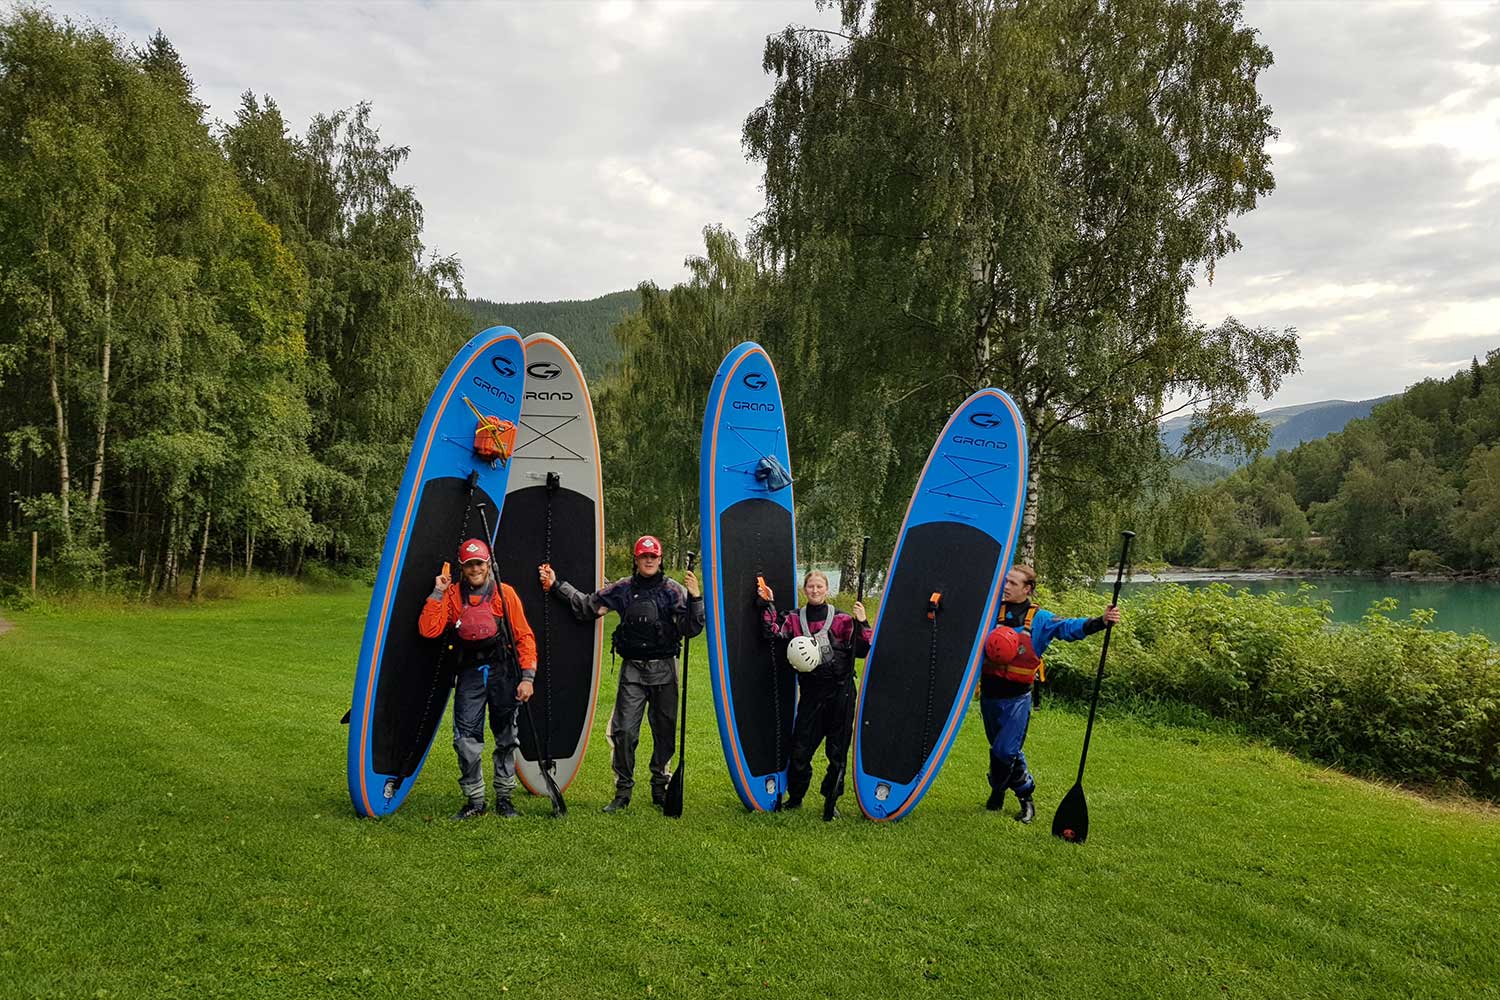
[758,570,872,817]
[539,534,704,813]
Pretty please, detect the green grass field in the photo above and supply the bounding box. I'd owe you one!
[1,590,1496,999]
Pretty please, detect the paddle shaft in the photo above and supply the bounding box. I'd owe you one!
[540,472,560,768]
[662,551,696,818]
[678,551,696,771]
[823,536,869,821]
[855,535,869,603]
[1073,530,1134,785]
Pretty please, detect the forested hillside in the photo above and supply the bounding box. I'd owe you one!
[455,290,636,378]
[1153,354,1500,573]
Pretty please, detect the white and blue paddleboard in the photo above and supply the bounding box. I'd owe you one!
[498,333,604,798]
[700,343,798,812]
[853,389,1028,821]
[347,327,526,818]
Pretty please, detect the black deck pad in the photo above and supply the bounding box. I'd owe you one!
[495,484,598,762]
[372,476,497,777]
[860,520,1002,785]
[720,497,797,778]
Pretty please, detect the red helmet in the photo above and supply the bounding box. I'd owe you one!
[458,538,491,564]
[983,625,1021,666]
[633,535,663,558]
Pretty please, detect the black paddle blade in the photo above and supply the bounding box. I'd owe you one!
[822,764,844,821]
[1052,781,1089,843]
[540,765,566,817]
[663,768,684,818]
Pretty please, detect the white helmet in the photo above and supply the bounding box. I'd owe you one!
[787,635,821,673]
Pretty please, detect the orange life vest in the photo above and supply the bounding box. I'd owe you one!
[997,606,1047,686]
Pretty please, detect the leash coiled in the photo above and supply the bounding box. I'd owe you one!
[541,472,558,773]
[918,591,942,765]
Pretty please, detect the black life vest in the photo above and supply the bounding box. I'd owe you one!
[612,574,681,661]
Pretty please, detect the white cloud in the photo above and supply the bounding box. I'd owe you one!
[1415,298,1500,342]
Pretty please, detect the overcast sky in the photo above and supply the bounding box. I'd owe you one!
[67,0,1500,409]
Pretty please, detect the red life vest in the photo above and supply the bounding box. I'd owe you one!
[995,606,1046,686]
[456,578,499,646]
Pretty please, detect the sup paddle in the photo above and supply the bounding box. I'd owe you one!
[824,535,869,821]
[476,502,567,817]
[1051,529,1134,845]
[662,550,696,819]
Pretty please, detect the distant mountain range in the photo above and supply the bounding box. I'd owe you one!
[1161,395,1398,472]
[454,290,638,379]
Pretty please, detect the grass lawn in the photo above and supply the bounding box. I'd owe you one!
[1,589,1496,999]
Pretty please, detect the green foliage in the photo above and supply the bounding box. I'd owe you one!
[0,8,327,595]
[1154,351,1500,571]
[742,0,1300,575]
[222,94,471,564]
[1042,584,1500,796]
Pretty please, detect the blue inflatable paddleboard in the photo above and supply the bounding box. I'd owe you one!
[700,342,798,812]
[853,388,1028,821]
[347,327,526,817]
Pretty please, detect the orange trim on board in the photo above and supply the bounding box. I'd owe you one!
[706,346,770,810]
[855,389,1027,821]
[355,331,521,816]
[886,389,1026,821]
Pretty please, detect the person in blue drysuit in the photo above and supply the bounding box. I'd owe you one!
[980,563,1121,824]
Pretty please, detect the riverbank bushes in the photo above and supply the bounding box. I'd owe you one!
[1042,584,1500,798]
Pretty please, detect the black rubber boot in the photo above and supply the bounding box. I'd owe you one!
[651,786,668,809]
[1016,796,1036,824]
[602,795,630,814]
[495,798,519,819]
[452,799,487,821]
[784,796,803,811]
[986,786,1005,812]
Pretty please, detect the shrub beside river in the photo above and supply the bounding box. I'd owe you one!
[1043,583,1500,799]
